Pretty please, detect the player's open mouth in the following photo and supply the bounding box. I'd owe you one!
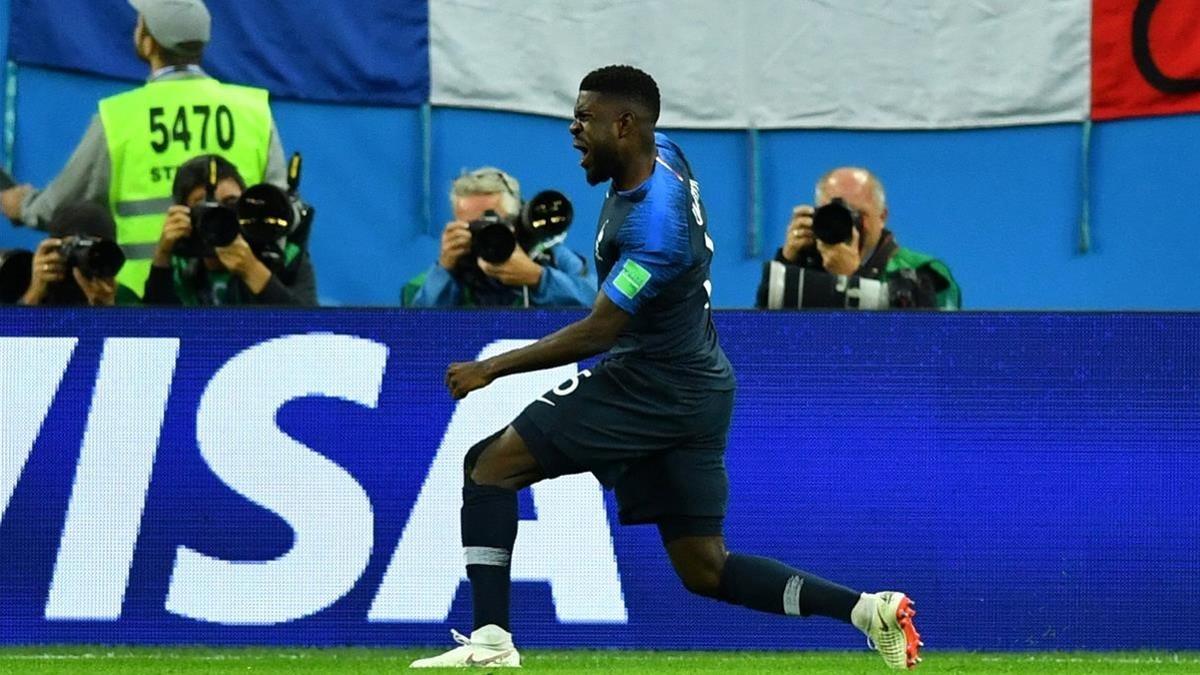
[574,143,589,168]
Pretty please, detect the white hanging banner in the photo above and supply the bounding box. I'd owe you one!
[430,0,1090,130]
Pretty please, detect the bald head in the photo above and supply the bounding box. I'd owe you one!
[815,168,885,212]
[814,167,888,251]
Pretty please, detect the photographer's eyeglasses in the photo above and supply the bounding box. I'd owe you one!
[463,169,518,200]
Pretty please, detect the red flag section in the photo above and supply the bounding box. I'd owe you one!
[1093,0,1200,121]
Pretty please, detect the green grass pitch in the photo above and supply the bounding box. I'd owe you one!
[0,648,1197,674]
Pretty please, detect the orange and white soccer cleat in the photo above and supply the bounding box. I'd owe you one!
[865,591,922,669]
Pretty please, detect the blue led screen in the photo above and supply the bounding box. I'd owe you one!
[0,309,1196,650]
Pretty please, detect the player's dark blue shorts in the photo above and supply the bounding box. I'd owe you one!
[511,359,734,526]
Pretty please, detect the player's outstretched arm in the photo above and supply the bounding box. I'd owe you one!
[446,292,630,399]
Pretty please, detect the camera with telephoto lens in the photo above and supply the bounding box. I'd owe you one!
[811,197,863,245]
[761,262,935,310]
[467,190,574,265]
[175,154,313,265]
[0,238,125,303]
[173,157,241,258]
[235,178,312,269]
[187,197,241,252]
[59,235,126,279]
[240,153,314,268]
[456,189,573,290]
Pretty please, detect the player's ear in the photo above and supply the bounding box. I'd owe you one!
[615,110,636,139]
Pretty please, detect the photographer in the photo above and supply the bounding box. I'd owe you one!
[19,201,137,307]
[401,168,596,307]
[143,155,316,306]
[0,0,287,298]
[756,167,961,310]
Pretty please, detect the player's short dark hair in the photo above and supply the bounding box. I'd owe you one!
[579,65,661,124]
[172,154,246,205]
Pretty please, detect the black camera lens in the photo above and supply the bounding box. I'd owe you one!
[522,190,573,237]
[469,211,518,264]
[194,202,241,248]
[174,201,239,258]
[459,190,576,283]
[812,198,861,245]
[60,236,125,279]
[80,240,125,278]
[237,183,294,245]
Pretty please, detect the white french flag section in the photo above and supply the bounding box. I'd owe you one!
[430,0,1091,130]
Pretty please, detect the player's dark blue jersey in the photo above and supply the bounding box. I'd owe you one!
[595,133,734,390]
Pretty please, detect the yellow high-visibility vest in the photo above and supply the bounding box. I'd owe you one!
[99,78,271,295]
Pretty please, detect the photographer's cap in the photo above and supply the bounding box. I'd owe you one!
[50,201,117,241]
[129,0,211,50]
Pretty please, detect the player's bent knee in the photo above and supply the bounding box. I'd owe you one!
[677,565,722,598]
[463,429,505,485]
[469,463,505,488]
[465,426,542,490]
[667,538,727,599]
[468,452,508,488]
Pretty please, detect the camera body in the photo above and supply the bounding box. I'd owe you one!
[783,197,866,271]
[456,190,574,291]
[59,235,126,279]
[811,197,863,246]
[174,154,313,267]
[0,236,125,304]
[174,182,310,265]
[468,210,520,264]
[173,199,240,258]
[466,190,574,265]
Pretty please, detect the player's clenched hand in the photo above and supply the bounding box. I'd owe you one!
[446,360,494,399]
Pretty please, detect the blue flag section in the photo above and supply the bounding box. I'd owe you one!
[0,310,1197,650]
[8,0,429,105]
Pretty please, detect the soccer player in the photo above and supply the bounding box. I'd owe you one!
[411,65,922,670]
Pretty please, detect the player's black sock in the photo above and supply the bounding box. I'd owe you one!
[462,478,518,632]
[717,553,859,622]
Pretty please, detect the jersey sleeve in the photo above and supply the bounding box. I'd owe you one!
[601,193,691,315]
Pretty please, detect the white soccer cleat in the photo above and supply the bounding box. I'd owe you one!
[865,591,922,670]
[409,624,522,668]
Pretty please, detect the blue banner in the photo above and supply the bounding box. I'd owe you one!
[0,310,1197,651]
[8,0,428,106]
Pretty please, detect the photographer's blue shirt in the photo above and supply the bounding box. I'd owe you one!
[404,243,596,307]
[595,133,734,390]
